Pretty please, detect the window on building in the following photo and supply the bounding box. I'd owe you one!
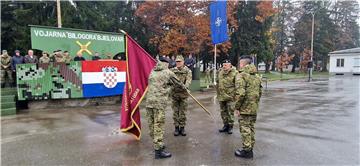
[336,58,344,67]
[354,58,360,67]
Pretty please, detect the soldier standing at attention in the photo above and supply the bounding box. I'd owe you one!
[53,50,64,63]
[234,55,262,159]
[1,50,13,87]
[216,59,237,134]
[63,51,72,63]
[146,56,179,159]
[39,52,50,63]
[170,55,192,136]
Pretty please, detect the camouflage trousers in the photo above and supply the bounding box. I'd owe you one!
[172,98,188,127]
[205,74,211,83]
[1,69,13,84]
[146,107,165,150]
[219,101,235,126]
[239,114,257,151]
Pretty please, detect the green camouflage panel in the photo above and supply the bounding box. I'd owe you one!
[219,101,235,126]
[235,64,262,115]
[239,114,257,151]
[16,62,82,100]
[146,107,165,150]
[172,99,188,127]
[216,67,237,101]
[145,61,177,109]
[170,66,192,99]
[1,53,13,83]
[39,56,50,63]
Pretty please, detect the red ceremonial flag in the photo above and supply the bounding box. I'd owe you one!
[120,35,156,140]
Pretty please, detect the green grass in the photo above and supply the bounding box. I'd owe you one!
[198,71,329,88]
[259,71,329,81]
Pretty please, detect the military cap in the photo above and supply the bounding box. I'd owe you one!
[2,50,7,54]
[15,50,20,53]
[240,55,252,60]
[222,59,231,64]
[159,56,171,63]
[175,55,184,62]
[240,55,253,63]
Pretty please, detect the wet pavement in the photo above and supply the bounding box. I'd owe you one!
[1,76,359,165]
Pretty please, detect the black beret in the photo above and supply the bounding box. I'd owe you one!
[159,56,171,63]
[240,55,253,60]
[222,59,231,64]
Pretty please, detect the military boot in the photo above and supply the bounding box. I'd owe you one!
[179,127,186,136]
[155,149,172,159]
[174,126,180,136]
[227,125,233,134]
[235,149,253,159]
[218,124,228,133]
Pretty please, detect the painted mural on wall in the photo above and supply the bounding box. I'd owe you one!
[16,61,126,100]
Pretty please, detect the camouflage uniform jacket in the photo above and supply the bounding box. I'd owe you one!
[39,56,50,63]
[235,64,262,115]
[146,61,177,109]
[63,56,72,63]
[216,67,237,101]
[1,54,12,70]
[54,54,64,63]
[170,66,192,99]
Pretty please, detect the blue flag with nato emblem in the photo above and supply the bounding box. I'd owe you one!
[210,1,228,44]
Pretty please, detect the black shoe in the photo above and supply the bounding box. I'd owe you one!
[160,145,166,150]
[155,149,172,159]
[174,126,180,136]
[235,149,253,159]
[180,127,186,136]
[219,125,228,133]
[227,125,233,134]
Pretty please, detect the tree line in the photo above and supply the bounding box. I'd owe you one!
[1,1,359,72]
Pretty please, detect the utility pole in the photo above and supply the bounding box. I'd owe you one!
[57,0,62,28]
[309,12,315,82]
[213,44,217,85]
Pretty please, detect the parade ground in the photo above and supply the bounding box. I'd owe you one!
[1,76,359,165]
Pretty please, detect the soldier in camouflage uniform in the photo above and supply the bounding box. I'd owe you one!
[146,56,180,159]
[62,51,72,63]
[1,50,13,87]
[216,59,237,134]
[234,56,262,159]
[170,55,192,136]
[39,52,50,63]
[53,51,64,63]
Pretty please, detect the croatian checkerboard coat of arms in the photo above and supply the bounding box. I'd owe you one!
[102,66,118,88]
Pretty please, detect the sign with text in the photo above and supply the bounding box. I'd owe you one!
[30,25,125,60]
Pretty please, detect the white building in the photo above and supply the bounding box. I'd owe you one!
[328,47,360,75]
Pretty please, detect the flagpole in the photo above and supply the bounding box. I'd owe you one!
[213,44,217,85]
[56,0,62,28]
